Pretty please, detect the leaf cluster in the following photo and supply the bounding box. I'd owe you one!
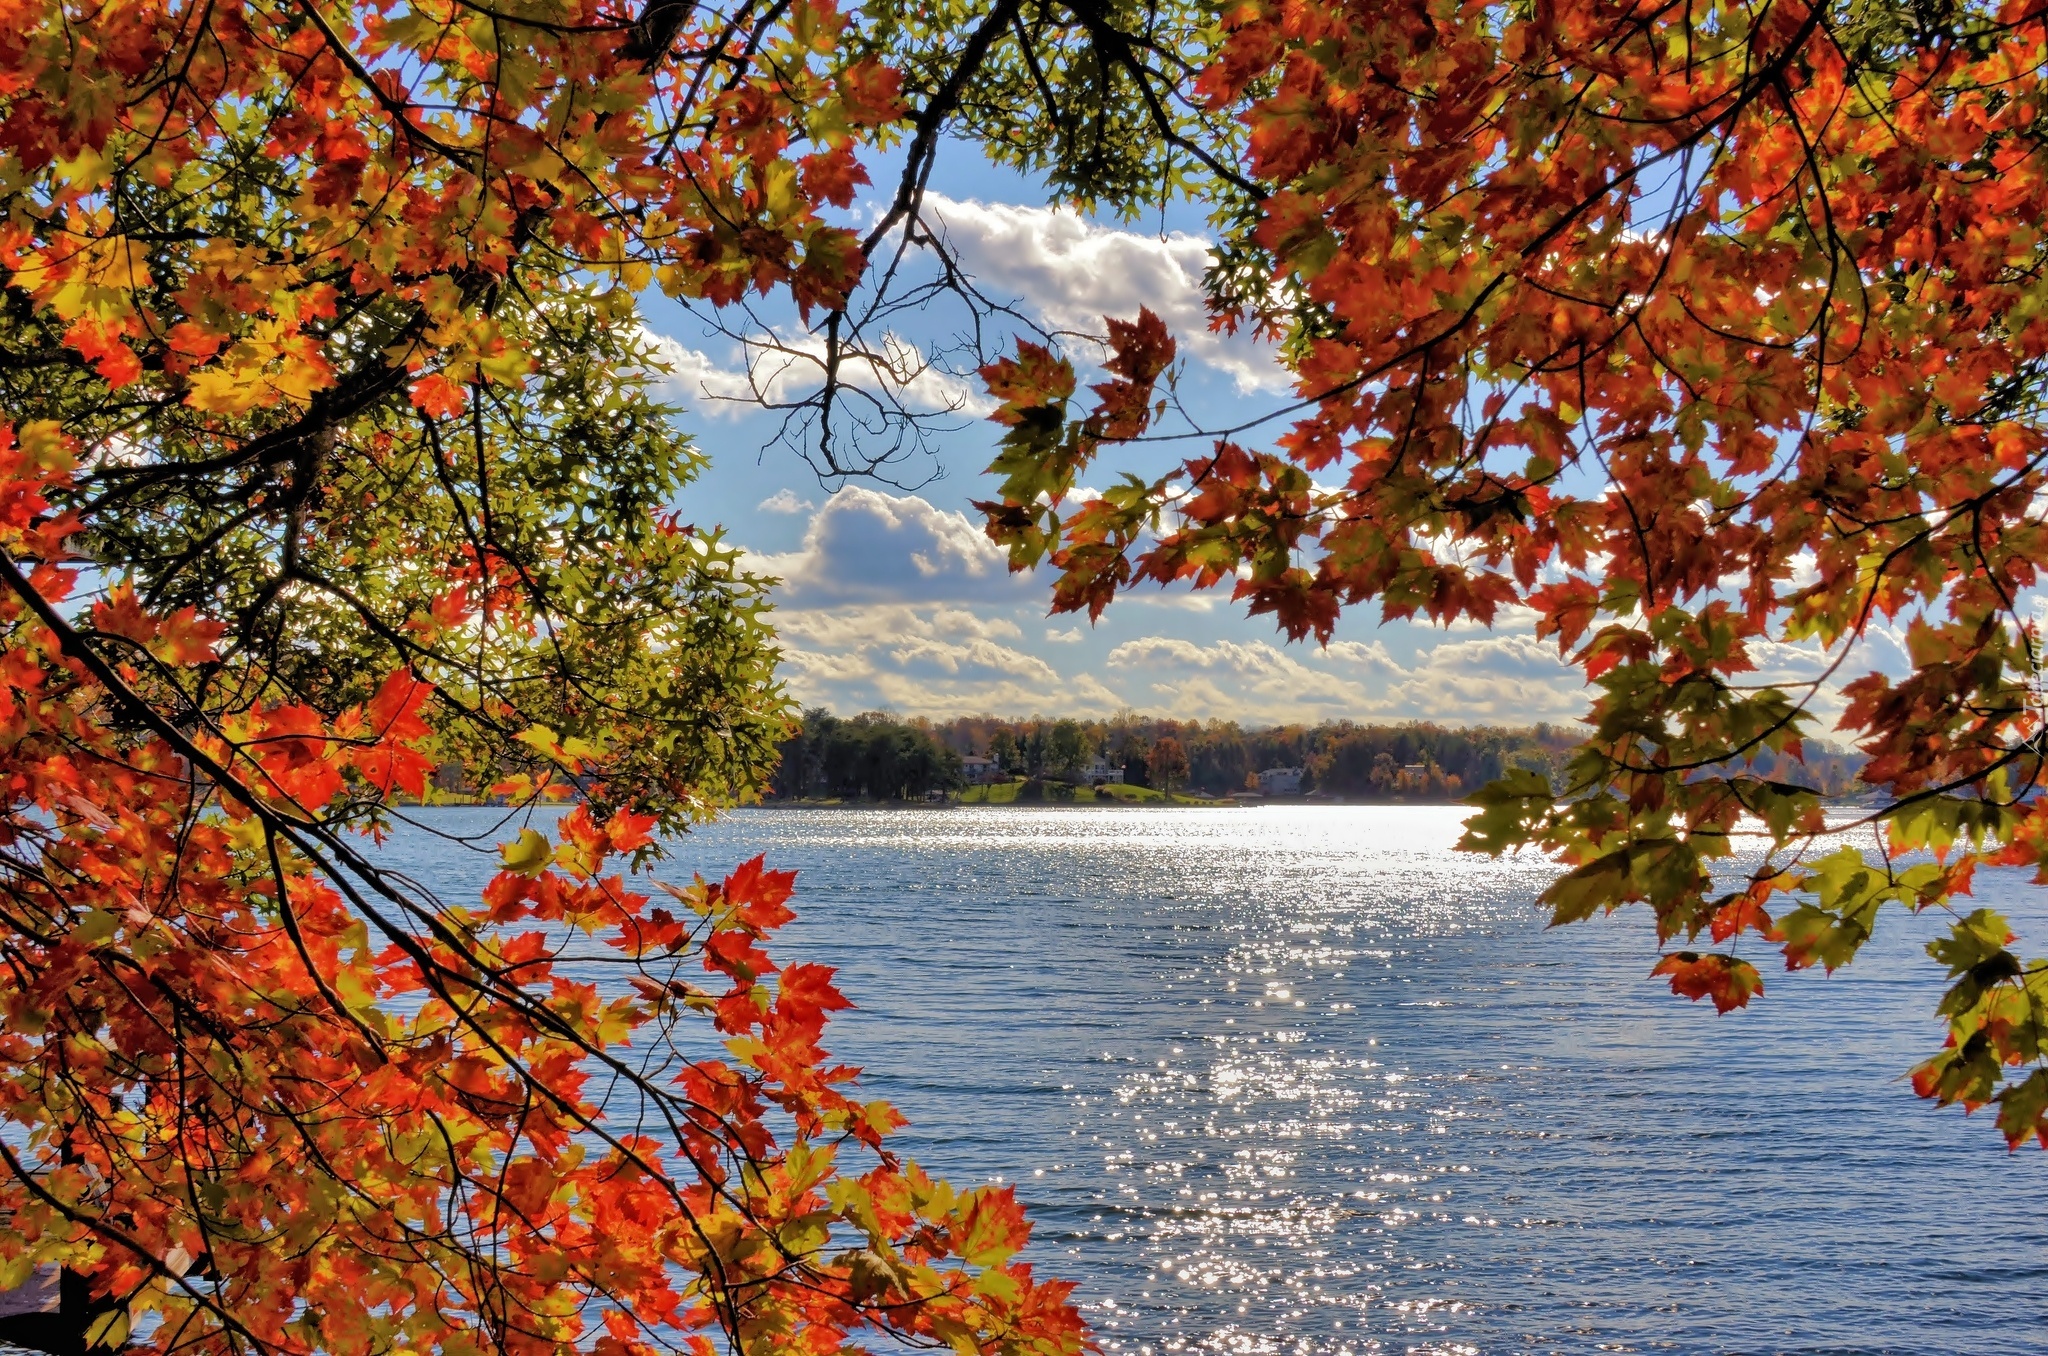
[968,0,2048,1147]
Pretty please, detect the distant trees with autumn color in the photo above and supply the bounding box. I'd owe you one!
[1147,737,1189,794]
[775,712,1871,802]
[771,710,962,800]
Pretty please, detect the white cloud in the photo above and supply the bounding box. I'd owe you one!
[924,195,1290,394]
[642,327,988,419]
[746,329,991,415]
[888,636,1063,683]
[750,489,1104,715]
[757,488,817,515]
[1109,637,1386,719]
[870,665,1126,719]
[1391,633,1586,719]
[776,625,1125,718]
[1323,638,1407,675]
[750,486,1031,605]
[1121,589,1222,613]
[746,490,1599,723]
[1103,631,1586,724]
[776,604,1021,652]
[641,331,756,415]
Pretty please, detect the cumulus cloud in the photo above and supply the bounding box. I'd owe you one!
[756,488,817,515]
[1122,589,1223,613]
[641,331,757,415]
[750,486,1032,605]
[888,636,1063,684]
[1392,634,1586,718]
[748,329,991,415]
[748,489,1107,714]
[924,195,1290,394]
[1105,631,1586,723]
[775,604,1021,651]
[873,664,1126,719]
[1108,637,1394,720]
[746,489,1600,722]
[642,327,988,420]
[775,627,1125,718]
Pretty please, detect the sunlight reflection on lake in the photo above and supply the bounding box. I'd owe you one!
[376,804,2048,1355]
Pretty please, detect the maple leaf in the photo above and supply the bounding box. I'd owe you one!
[63,316,140,386]
[153,607,226,665]
[1709,895,1772,944]
[606,808,658,854]
[500,828,554,877]
[1651,952,1765,1014]
[724,854,798,931]
[776,962,852,1028]
[954,1186,1032,1268]
[363,668,432,743]
[410,372,468,418]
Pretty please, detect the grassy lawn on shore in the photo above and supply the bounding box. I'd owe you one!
[956,779,1215,805]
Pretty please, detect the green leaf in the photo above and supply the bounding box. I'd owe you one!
[1457,765,1554,856]
[75,907,118,944]
[1540,853,1629,926]
[1995,1068,2048,1149]
[1928,908,2015,977]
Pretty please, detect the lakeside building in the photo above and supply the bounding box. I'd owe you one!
[960,755,1008,785]
[1074,756,1124,785]
[1257,766,1304,796]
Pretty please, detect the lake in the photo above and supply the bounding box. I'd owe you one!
[375,804,2048,1355]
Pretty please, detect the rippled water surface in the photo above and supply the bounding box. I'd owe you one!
[380,805,2048,1355]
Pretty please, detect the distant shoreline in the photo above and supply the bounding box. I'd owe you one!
[757,793,1469,809]
[757,786,1893,811]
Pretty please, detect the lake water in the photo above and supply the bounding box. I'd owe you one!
[377,804,2048,1355]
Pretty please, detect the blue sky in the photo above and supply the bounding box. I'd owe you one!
[638,146,1901,727]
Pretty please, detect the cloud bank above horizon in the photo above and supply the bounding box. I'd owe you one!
[745,486,1603,724]
[734,486,1917,729]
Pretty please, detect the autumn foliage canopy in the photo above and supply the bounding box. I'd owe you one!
[975,0,2048,1150]
[9,0,2048,1352]
[0,0,1088,1352]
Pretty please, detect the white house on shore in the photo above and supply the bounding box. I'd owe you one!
[1257,766,1304,796]
[960,755,1007,785]
[1075,756,1124,785]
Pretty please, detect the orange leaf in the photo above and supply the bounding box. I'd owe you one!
[1651,952,1764,1014]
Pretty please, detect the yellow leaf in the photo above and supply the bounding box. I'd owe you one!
[54,144,111,194]
[476,346,534,387]
[269,351,334,404]
[185,364,268,414]
[761,160,798,219]
[84,1309,128,1349]
[514,726,563,757]
[498,828,553,877]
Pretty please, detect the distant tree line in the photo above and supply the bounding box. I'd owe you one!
[934,714,1583,798]
[771,710,963,800]
[768,710,1871,802]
